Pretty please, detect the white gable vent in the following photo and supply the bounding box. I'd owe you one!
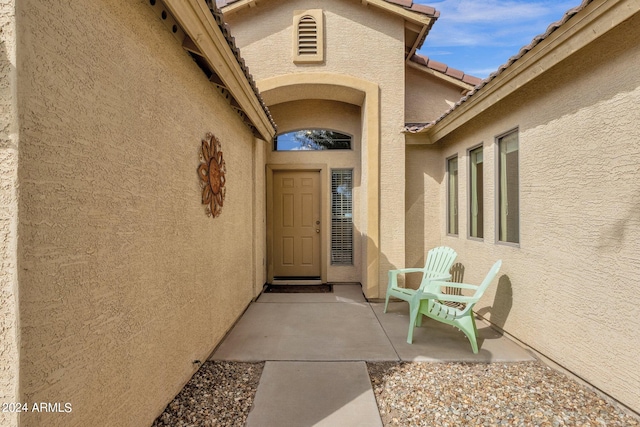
[293,10,324,63]
[298,16,318,55]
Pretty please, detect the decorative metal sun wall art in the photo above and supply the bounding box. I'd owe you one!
[197,132,226,218]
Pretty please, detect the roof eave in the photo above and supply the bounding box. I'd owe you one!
[220,0,437,25]
[424,0,634,144]
[164,0,276,140]
[406,60,475,92]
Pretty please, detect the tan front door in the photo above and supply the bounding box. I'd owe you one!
[272,170,321,278]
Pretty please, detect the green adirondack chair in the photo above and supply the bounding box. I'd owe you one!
[406,260,502,353]
[384,246,458,313]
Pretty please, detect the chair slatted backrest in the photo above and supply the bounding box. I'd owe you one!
[419,246,457,289]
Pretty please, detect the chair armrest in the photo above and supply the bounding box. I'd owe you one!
[389,268,427,275]
[388,268,428,290]
[412,291,477,305]
[425,281,478,292]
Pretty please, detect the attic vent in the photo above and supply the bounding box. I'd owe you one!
[293,9,324,64]
[298,16,317,55]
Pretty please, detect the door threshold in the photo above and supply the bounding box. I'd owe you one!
[271,279,323,285]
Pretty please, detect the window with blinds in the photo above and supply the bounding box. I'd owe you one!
[293,10,324,63]
[331,169,353,265]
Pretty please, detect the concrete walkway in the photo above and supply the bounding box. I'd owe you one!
[210,284,534,426]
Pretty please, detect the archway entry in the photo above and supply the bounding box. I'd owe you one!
[259,73,380,297]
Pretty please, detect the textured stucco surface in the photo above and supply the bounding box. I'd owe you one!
[15,1,264,425]
[1,1,19,426]
[416,12,640,412]
[225,0,407,295]
[405,66,465,123]
[404,143,443,288]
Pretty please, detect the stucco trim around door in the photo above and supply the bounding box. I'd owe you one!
[258,73,380,298]
[266,164,328,284]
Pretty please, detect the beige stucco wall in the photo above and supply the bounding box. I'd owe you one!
[15,1,264,425]
[404,143,443,288]
[225,0,407,295]
[417,11,640,412]
[0,1,19,426]
[268,99,362,282]
[405,66,465,123]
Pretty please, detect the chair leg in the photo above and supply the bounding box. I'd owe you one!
[384,293,390,313]
[407,306,420,344]
[458,316,479,354]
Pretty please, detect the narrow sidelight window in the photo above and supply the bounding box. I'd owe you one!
[498,130,519,243]
[331,169,353,265]
[469,146,484,238]
[447,156,459,235]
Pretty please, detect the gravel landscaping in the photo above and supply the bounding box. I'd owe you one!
[152,360,639,426]
[152,361,264,427]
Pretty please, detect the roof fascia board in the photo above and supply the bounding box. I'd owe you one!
[407,60,473,92]
[221,0,433,25]
[220,0,253,14]
[364,0,432,25]
[164,0,276,140]
[426,0,634,143]
[405,23,428,62]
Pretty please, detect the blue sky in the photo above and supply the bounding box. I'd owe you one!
[417,0,581,78]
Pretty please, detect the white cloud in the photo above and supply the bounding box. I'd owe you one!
[421,0,579,48]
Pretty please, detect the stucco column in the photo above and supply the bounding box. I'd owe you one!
[376,65,406,299]
[0,1,20,426]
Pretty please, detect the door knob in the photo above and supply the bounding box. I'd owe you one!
[316,229,320,233]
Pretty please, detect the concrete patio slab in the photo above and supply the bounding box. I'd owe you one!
[246,361,383,427]
[211,301,399,361]
[257,284,366,303]
[373,302,535,362]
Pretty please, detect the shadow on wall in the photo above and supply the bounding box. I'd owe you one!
[476,275,513,334]
[1,36,16,149]
[597,191,640,252]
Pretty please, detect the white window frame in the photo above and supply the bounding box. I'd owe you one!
[447,155,459,236]
[495,128,520,246]
[468,144,484,240]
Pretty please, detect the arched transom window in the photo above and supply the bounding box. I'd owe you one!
[274,129,352,151]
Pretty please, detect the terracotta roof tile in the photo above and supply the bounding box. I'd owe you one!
[404,0,594,133]
[425,58,447,73]
[462,74,483,86]
[411,55,428,66]
[410,3,439,18]
[203,0,276,132]
[444,67,464,80]
[385,0,413,8]
[409,54,481,86]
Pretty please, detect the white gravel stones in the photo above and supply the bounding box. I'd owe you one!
[367,362,639,427]
[152,361,264,427]
[153,361,639,426]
